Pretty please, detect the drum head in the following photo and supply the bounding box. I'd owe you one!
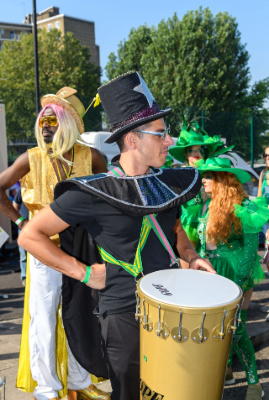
[139,269,241,308]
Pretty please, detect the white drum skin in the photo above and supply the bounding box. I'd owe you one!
[137,269,243,400]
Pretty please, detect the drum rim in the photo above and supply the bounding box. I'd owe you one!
[137,281,243,315]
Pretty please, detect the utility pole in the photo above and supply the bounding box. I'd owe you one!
[250,116,254,168]
[32,0,40,115]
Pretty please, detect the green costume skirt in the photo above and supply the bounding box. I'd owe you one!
[198,234,264,292]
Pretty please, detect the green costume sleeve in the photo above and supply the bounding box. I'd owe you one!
[181,203,202,241]
[233,197,269,233]
[181,191,204,242]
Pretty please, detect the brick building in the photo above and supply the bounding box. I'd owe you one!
[24,6,100,67]
[0,22,32,50]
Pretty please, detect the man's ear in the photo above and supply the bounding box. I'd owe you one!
[125,132,137,150]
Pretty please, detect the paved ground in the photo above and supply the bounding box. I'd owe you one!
[0,250,269,399]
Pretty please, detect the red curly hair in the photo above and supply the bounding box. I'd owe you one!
[206,171,248,244]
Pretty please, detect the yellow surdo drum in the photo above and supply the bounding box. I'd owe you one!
[136,269,243,400]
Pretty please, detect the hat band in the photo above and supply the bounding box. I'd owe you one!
[110,104,160,133]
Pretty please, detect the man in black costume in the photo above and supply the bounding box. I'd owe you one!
[19,72,215,400]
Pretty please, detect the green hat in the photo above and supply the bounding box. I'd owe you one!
[169,116,225,163]
[195,157,251,184]
[169,129,205,162]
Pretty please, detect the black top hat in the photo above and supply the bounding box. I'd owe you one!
[98,71,172,144]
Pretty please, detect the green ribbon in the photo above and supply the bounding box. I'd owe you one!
[176,129,205,146]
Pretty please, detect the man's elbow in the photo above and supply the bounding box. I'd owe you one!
[18,225,32,249]
[18,229,27,248]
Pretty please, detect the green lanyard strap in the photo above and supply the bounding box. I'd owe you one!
[97,166,178,277]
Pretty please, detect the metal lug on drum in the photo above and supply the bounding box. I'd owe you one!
[237,297,245,324]
[213,309,227,341]
[199,311,206,343]
[156,305,163,337]
[141,298,153,331]
[232,304,240,332]
[171,310,189,343]
[220,309,227,340]
[191,311,209,344]
[154,305,170,339]
[135,291,142,321]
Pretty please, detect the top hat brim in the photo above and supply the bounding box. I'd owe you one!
[41,95,85,134]
[198,166,251,184]
[169,141,205,162]
[104,108,172,144]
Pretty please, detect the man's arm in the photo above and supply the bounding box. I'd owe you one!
[174,219,216,273]
[13,202,20,212]
[0,152,30,229]
[91,148,108,174]
[18,205,106,289]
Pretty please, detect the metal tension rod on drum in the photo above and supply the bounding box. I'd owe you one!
[135,291,141,321]
[237,297,245,324]
[178,310,183,342]
[220,309,227,340]
[143,298,147,328]
[231,304,240,333]
[199,312,206,343]
[156,305,163,337]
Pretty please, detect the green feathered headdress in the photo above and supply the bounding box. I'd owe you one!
[169,115,233,163]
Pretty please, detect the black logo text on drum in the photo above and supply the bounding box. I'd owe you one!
[140,379,164,399]
[152,284,172,296]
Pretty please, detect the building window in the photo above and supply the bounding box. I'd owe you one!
[0,29,4,37]
[48,23,52,32]
[10,30,14,39]
[55,21,60,29]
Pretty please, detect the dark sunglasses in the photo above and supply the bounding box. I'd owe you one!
[263,153,269,159]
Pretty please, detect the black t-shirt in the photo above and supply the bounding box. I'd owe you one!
[14,189,29,220]
[50,186,180,316]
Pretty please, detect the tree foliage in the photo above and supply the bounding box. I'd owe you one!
[0,29,101,141]
[105,7,269,159]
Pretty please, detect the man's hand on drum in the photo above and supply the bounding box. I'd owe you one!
[189,257,216,274]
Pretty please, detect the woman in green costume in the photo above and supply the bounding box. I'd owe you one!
[257,146,269,250]
[169,118,227,250]
[195,157,267,400]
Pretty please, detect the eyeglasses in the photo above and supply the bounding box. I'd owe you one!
[39,116,59,127]
[135,126,170,141]
[263,153,269,159]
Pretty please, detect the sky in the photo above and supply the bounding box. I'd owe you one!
[2,0,269,86]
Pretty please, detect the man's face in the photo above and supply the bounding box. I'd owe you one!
[135,118,174,168]
[40,107,59,144]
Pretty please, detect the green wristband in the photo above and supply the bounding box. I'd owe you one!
[15,216,24,226]
[81,266,91,284]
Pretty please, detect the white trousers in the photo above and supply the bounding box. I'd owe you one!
[29,255,92,400]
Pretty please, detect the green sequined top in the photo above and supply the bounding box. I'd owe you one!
[196,197,269,290]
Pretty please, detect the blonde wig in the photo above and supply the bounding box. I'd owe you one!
[206,171,248,244]
[35,103,85,165]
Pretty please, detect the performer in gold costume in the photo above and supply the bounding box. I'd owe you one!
[0,87,109,400]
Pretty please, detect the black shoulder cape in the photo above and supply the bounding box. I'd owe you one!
[57,166,201,377]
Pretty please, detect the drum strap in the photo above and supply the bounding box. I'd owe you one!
[96,167,178,278]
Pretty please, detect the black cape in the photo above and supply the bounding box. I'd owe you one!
[57,166,201,377]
